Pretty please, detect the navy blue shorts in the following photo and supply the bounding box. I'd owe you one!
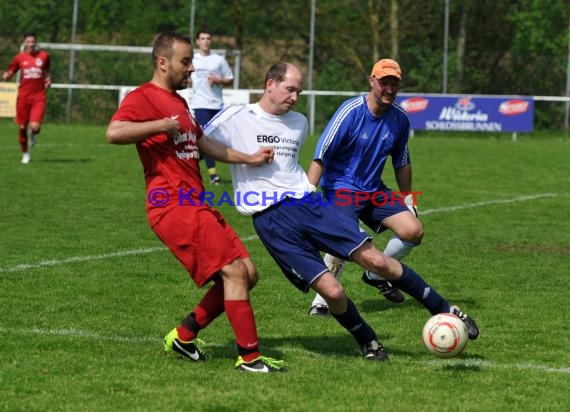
[252,193,371,293]
[324,188,410,233]
[194,108,220,127]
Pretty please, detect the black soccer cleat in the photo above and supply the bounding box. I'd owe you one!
[362,339,388,361]
[163,328,207,361]
[361,271,405,303]
[450,305,480,340]
[209,174,221,185]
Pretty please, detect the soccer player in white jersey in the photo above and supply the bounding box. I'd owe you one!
[205,62,480,362]
[307,59,421,316]
[190,29,234,185]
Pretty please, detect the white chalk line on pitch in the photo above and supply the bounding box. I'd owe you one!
[0,246,166,273]
[0,194,557,273]
[0,326,568,375]
[0,235,260,273]
[420,192,556,215]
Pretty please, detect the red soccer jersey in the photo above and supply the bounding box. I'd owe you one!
[111,82,205,225]
[8,49,50,97]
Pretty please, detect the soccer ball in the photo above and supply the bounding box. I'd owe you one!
[422,313,468,358]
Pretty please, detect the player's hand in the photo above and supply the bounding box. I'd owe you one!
[207,74,220,85]
[44,77,52,88]
[163,117,180,140]
[404,194,418,217]
[249,146,274,165]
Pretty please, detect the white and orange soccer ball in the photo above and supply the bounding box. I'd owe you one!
[422,313,468,358]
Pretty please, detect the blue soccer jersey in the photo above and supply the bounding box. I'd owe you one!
[315,95,411,192]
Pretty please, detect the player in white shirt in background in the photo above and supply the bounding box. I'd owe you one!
[190,29,234,185]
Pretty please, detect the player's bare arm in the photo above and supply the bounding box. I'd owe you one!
[394,164,412,193]
[394,164,418,215]
[2,70,14,81]
[207,74,232,87]
[307,159,325,187]
[198,136,274,165]
[106,117,179,144]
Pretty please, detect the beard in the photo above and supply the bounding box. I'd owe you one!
[170,74,188,91]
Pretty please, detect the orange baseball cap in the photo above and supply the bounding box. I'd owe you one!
[370,59,402,80]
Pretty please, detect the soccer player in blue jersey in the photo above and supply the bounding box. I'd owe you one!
[307,59,423,316]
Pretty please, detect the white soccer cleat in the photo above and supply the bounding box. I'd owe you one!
[21,152,31,164]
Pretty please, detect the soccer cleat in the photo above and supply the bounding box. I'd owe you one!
[308,304,330,317]
[235,355,286,373]
[21,152,30,164]
[362,339,388,361]
[361,271,405,303]
[450,305,480,340]
[209,174,221,185]
[163,328,207,361]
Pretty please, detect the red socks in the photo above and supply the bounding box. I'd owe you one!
[19,128,28,153]
[176,285,261,362]
[225,300,260,362]
[177,281,225,341]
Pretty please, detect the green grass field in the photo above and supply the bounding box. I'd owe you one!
[1,120,569,411]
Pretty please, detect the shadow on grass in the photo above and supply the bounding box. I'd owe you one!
[207,334,417,361]
[359,296,481,314]
[358,297,414,313]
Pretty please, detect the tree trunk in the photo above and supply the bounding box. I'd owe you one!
[390,0,399,59]
[232,0,244,51]
[455,2,468,92]
[368,0,381,63]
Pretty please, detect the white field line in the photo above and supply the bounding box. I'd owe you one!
[0,235,259,273]
[420,192,556,215]
[0,326,568,375]
[0,193,556,274]
[0,246,166,273]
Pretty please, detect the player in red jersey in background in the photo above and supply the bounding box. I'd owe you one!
[2,32,51,164]
[106,31,283,373]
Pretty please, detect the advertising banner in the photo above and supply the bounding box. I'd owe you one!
[396,94,534,132]
[0,82,18,118]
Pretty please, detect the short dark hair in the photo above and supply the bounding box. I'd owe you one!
[264,63,289,88]
[23,32,37,39]
[196,29,212,39]
[152,31,192,68]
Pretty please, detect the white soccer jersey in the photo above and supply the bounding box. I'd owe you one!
[205,103,312,215]
[190,53,233,110]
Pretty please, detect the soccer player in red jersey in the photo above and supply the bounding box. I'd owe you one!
[2,32,51,164]
[105,31,283,373]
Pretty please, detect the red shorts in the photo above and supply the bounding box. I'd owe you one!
[16,92,47,125]
[152,205,249,287]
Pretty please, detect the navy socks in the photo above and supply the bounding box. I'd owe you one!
[392,263,450,315]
